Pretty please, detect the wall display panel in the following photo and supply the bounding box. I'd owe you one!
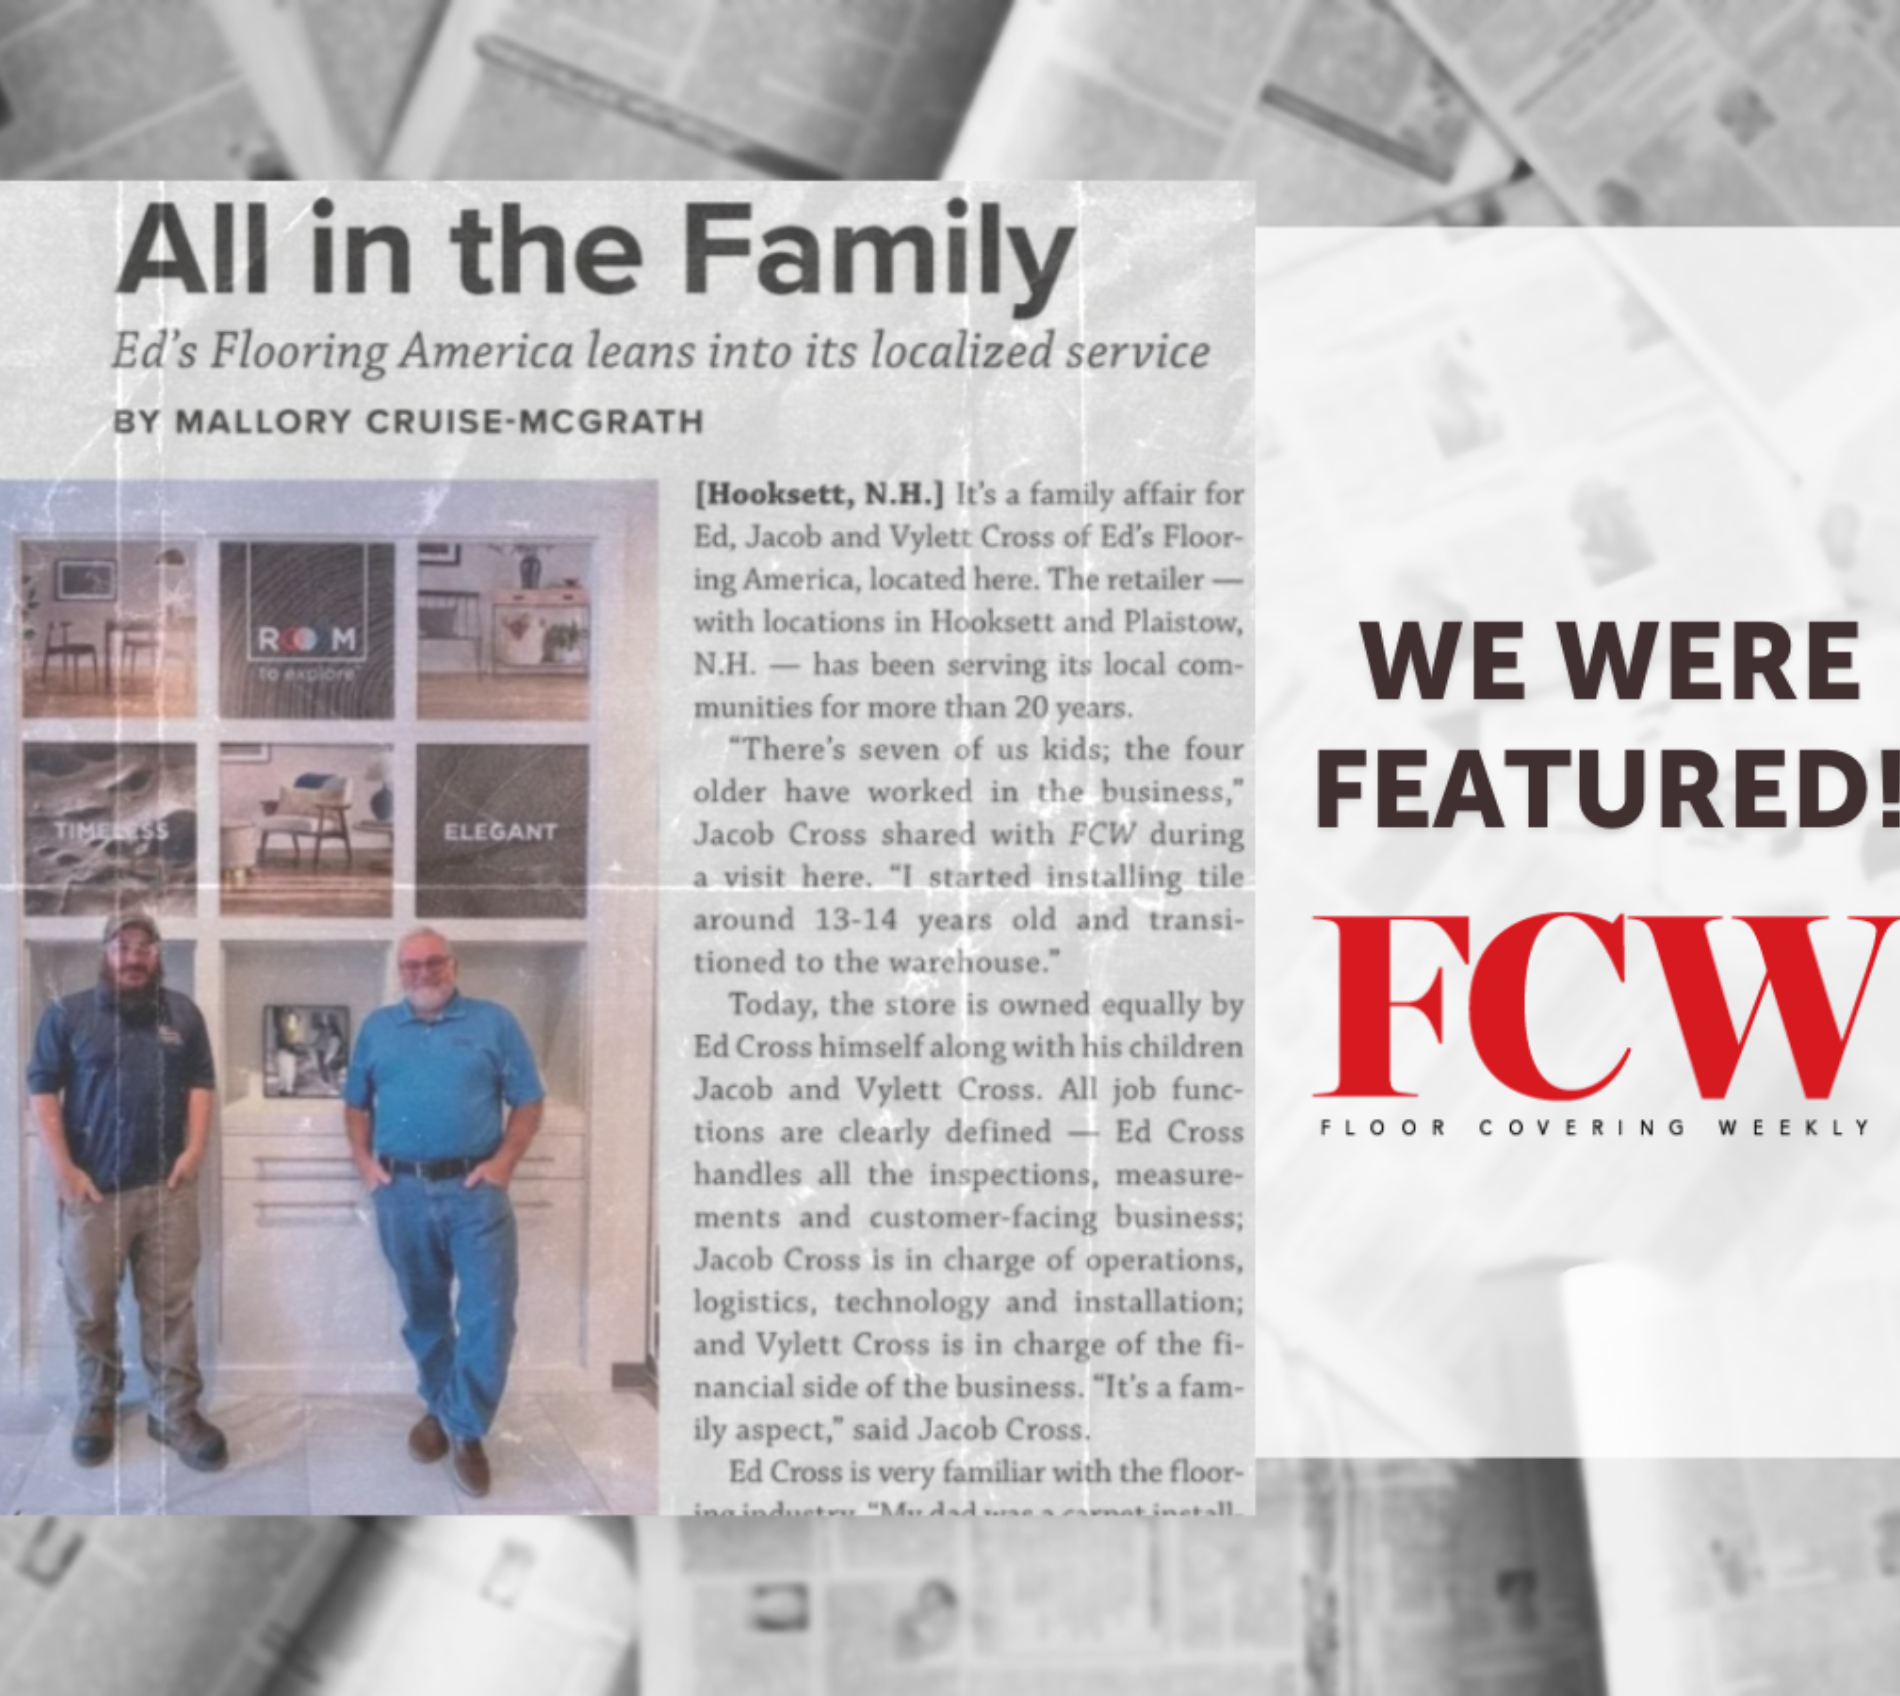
[414,538,593,722]
[218,540,396,719]
[218,741,396,919]
[19,538,197,721]
[21,741,197,917]
[414,743,590,920]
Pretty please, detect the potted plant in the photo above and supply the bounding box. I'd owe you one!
[542,619,585,666]
[18,569,39,645]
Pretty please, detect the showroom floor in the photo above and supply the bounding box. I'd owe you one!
[0,1389,657,1515]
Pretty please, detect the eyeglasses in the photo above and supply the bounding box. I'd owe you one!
[398,955,453,975]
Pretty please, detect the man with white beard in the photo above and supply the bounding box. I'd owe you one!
[344,927,545,1498]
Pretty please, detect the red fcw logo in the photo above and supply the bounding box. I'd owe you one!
[1318,914,1900,1102]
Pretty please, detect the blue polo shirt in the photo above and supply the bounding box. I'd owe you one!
[27,987,217,1194]
[343,992,544,1161]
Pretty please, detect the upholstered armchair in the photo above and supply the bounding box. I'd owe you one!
[255,775,354,869]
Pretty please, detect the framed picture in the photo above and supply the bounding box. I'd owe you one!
[221,743,270,763]
[418,542,461,568]
[55,558,117,601]
[263,1004,351,1098]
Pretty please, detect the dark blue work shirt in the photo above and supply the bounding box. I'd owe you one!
[27,987,218,1193]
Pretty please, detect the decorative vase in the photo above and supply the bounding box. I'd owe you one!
[371,784,393,823]
[519,551,542,589]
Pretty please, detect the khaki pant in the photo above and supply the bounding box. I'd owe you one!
[58,1179,204,1423]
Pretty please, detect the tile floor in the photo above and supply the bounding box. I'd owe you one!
[0,1390,657,1515]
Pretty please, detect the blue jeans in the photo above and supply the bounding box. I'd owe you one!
[372,1173,518,1440]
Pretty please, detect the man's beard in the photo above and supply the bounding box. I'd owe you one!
[99,959,165,1013]
[406,982,454,1017]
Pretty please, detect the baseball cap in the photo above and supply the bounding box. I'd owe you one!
[102,909,162,945]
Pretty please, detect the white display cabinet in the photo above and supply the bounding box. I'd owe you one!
[220,941,386,1116]
[513,1170,586,1370]
[215,939,591,1383]
[220,1132,401,1377]
[453,942,590,1373]
[216,942,400,1381]
[218,934,385,1116]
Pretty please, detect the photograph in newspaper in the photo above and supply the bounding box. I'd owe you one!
[3,475,658,1514]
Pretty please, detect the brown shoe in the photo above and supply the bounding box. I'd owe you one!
[408,1412,449,1464]
[146,1410,229,1472]
[71,1405,115,1467]
[450,1437,491,1498]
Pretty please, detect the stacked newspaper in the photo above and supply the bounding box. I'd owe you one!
[10,1480,1893,1696]
[1,0,1499,199]
[15,0,1900,247]
[18,1,1900,248]
[0,0,1511,213]
[0,1518,640,1696]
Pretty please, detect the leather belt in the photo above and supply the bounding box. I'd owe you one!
[378,1154,489,1180]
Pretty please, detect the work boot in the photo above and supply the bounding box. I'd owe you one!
[450,1437,491,1498]
[408,1411,449,1464]
[146,1410,230,1472]
[71,1404,115,1467]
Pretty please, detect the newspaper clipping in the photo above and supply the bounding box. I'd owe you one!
[658,184,1255,1514]
[0,180,1253,1515]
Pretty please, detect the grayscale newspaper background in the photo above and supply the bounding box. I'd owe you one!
[0,1518,641,1696]
[5,0,1900,1687]
[9,1477,1900,1695]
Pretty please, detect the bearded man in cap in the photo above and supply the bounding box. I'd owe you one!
[26,910,227,1471]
